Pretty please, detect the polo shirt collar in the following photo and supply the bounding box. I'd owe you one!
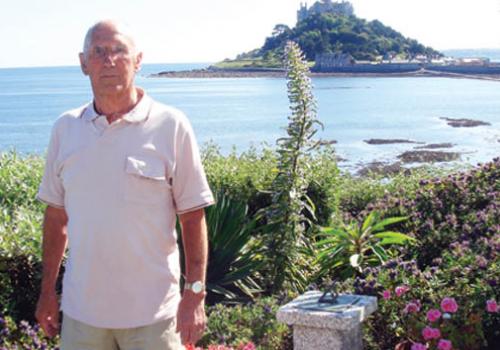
[81,89,152,123]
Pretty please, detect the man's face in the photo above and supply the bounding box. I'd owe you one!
[79,25,142,97]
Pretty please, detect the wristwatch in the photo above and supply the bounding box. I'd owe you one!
[184,280,205,294]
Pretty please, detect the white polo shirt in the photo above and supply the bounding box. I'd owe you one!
[37,90,214,328]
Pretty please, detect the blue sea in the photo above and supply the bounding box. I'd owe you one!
[1,62,499,172]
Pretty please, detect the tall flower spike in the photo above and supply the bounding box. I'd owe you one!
[264,41,323,293]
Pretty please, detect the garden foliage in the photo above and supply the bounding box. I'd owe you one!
[1,153,498,349]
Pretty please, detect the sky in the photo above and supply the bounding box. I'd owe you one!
[1,0,499,68]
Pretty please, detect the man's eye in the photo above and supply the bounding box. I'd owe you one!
[94,47,104,56]
[114,47,127,55]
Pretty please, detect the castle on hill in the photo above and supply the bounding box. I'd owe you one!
[297,0,354,22]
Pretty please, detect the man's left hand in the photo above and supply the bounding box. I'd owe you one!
[176,291,206,345]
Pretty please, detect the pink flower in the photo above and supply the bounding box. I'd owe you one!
[395,285,410,297]
[432,327,442,339]
[238,343,256,350]
[440,297,458,313]
[437,339,453,350]
[426,309,442,322]
[486,299,498,313]
[411,343,427,350]
[382,290,391,300]
[185,345,203,350]
[404,301,421,314]
[422,326,441,340]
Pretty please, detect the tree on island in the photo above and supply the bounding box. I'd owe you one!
[261,13,440,62]
[225,8,440,68]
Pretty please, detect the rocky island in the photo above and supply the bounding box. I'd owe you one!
[153,1,500,80]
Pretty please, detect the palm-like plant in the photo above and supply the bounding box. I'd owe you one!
[315,211,414,280]
[179,190,263,303]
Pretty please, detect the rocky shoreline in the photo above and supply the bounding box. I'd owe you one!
[364,139,422,145]
[353,113,494,176]
[415,143,455,149]
[440,117,491,128]
[150,68,500,81]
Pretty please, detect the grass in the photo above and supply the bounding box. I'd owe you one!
[211,58,284,69]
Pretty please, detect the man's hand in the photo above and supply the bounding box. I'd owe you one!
[35,291,60,337]
[176,291,206,345]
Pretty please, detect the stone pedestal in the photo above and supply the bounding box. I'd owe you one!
[277,291,377,350]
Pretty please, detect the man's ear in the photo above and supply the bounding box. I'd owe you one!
[134,52,143,72]
[79,53,89,76]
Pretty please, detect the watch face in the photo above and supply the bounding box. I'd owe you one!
[192,281,203,293]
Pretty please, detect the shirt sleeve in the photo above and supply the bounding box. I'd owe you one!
[37,122,65,208]
[172,117,214,214]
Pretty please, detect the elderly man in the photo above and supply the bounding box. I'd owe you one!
[35,20,214,349]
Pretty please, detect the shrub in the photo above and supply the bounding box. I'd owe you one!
[335,166,449,224]
[0,206,44,258]
[0,152,44,213]
[202,144,277,215]
[202,144,339,226]
[199,297,292,350]
[367,158,500,267]
[0,255,41,324]
[0,153,48,324]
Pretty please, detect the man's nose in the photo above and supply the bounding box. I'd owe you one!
[103,53,117,66]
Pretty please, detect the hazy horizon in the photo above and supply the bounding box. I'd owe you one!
[1,0,499,69]
[2,48,500,70]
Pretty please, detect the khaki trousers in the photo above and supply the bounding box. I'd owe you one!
[61,313,183,350]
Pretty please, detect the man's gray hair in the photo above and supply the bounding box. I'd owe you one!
[82,20,139,59]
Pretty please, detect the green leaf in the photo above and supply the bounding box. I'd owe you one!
[371,216,408,232]
[374,231,415,245]
[370,244,388,262]
[361,211,377,232]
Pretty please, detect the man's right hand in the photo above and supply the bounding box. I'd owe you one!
[35,291,60,337]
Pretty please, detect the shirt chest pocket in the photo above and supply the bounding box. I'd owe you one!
[123,155,172,206]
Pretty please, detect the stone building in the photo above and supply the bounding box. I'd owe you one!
[297,0,354,23]
[313,52,355,71]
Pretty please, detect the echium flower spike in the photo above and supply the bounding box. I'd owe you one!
[265,41,323,293]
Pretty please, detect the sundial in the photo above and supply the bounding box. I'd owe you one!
[295,281,361,313]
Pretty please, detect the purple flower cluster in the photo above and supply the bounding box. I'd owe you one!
[364,158,500,267]
[0,313,58,350]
